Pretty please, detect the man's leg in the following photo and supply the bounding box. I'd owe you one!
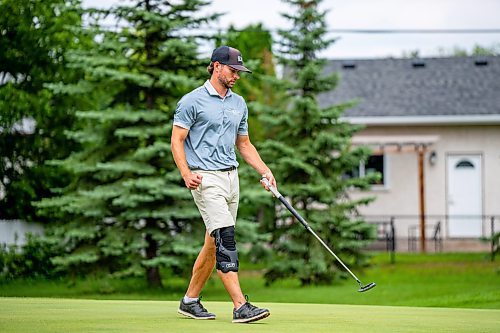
[185,229,246,307]
[213,226,270,323]
[185,231,216,298]
[178,232,216,320]
[217,270,246,308]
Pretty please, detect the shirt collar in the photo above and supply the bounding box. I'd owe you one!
[204,80,232,98]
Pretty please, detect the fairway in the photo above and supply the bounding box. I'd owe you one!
[0,297,498,333]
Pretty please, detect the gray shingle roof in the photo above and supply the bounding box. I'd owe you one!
[318,56,500,118]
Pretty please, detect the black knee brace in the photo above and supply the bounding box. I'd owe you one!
[212,226,239,273]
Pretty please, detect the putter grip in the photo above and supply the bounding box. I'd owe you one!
[260,177,281,198]
[278,197,310,229]
[261,178,310,229]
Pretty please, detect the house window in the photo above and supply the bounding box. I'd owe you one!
[345,155,386,187]
[455,160,474,169]
[364,155,385,185]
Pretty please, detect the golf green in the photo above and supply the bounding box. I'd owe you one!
[1,297,498,333]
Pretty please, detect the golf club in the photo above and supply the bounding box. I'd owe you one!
[261,177,376,293]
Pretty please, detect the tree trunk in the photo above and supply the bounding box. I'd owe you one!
[145,232,163,288]
[142,0,160,288]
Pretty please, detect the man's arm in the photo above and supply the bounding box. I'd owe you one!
[171,125,202,190]
[236,134,277,189]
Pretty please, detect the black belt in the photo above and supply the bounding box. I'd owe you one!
[217,166,236,172]
[191,166,236,172]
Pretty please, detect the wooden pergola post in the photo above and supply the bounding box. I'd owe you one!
[417,145,426,253]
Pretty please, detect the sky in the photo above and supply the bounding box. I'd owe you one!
[82,0,500,59]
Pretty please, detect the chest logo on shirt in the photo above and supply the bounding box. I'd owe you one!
[224,108,240,116]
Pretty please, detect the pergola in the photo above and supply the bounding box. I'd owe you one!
[351,135,440,252]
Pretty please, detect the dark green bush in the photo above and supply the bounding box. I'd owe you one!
[0,234,65,280]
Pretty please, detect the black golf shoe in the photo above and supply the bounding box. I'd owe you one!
[178,297,216,320]
[232,296,270,323]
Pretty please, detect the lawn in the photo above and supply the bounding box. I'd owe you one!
[1,297,499,333]
[1,253,499,309]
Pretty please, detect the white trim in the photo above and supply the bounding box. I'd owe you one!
[173,122,190,130]
[341,115,500,125]
[382,153,390,190]
[352,135,439,146]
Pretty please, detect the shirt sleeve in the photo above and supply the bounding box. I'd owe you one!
[173,96,196,129]
[237,103,249,135]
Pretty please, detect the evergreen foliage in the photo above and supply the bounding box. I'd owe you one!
[218,24,275,103]
[0,0,88,221]
[0,234,63,279]
[36,0,219,287]
[259,0,376,285]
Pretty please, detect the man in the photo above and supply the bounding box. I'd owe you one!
[171,45,277,324]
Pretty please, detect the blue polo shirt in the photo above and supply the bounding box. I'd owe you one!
[173,80,249,170]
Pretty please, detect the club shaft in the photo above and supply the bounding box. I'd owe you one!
[267,181,361,284]
[306,226,361,284]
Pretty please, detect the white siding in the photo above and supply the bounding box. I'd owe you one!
[349,125,500,238]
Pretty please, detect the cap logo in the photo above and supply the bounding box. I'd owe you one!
[210,46,252,73]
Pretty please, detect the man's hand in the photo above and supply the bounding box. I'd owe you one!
[183,172,203,190]
[260,170,277,191]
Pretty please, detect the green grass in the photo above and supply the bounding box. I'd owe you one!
[1,297,499,333]
[1,253,499,309]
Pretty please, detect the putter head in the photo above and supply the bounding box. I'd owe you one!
[358,282,376,292]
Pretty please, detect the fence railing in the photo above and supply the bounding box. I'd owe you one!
[408,221,442,253]
[362,215,498,261]
[363,217,396,263]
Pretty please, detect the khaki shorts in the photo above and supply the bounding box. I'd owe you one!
[190,169,239,236]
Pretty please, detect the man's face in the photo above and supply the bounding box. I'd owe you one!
[216,63,240,89]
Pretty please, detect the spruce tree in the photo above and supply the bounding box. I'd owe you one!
[36,0,218,286]
[0,0,88,221]
[259,0,376,285]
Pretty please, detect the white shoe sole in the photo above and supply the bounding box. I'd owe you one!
[232,311,270,323]
[178,309,216,320]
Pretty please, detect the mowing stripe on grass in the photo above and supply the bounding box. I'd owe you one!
[0,297,498,333]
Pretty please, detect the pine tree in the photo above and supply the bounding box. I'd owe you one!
[0,0,88,221]
[259,0,376,285]
[36,0,218,287]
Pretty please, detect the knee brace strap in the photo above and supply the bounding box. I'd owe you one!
[212,226,239,273]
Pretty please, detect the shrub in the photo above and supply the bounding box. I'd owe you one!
[0,234,65,280]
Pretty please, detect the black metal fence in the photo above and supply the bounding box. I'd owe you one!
[363,217,396,263]
[408,221,442,253]
[362,215,498,262]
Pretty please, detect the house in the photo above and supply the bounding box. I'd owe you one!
[0,220,44,247]
[319,56,500,252]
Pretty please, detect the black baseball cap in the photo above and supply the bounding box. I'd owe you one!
[211,46,252,73]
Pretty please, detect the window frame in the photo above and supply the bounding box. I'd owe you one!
[360,154,389,190]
